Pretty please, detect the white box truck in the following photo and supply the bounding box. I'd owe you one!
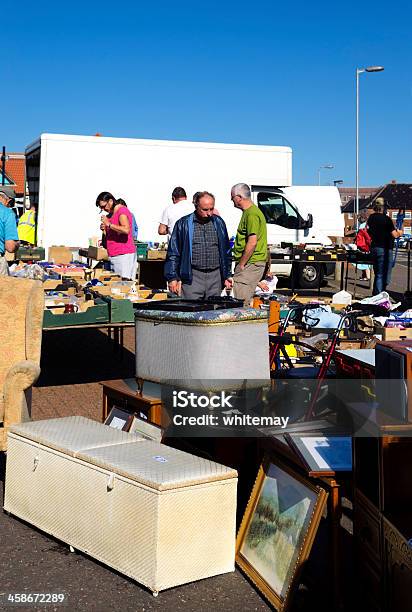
[26,133,343,288]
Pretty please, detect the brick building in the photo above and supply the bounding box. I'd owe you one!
[338,186,379,234]
[340,182,412,235]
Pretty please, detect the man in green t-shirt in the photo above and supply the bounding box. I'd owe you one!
[229,183,268,305]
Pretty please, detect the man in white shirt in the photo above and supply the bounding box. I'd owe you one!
[158,187,194,238]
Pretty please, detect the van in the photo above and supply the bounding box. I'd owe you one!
[252,185,343,288]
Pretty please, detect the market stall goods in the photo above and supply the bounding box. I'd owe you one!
[134,307,270,389]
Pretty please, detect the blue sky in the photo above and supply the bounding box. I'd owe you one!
[5,0,412,186]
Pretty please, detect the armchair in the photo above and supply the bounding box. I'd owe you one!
[0,276,44,451]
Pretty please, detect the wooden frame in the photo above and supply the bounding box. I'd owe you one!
[236,456,328,611]
[100,379,167,428]
[104,406,134,431]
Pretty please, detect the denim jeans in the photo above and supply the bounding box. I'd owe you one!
[372,247,393,295]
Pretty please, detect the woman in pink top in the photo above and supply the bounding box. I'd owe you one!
[96,191,137,280]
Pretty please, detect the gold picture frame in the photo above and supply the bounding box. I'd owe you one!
[236,456,328,611]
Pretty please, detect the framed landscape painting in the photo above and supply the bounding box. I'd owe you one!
[236,457,328,611]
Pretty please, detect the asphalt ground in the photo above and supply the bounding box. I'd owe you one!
[2,254,408,611]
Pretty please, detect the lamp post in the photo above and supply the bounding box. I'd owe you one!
[318,164,334,185]
[333,180,343,187]
[1,146,6,186]
[356,65,384,229]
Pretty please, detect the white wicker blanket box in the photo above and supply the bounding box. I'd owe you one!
[4,417,238,594]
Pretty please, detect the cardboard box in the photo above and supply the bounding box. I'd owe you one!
[135,289,168,300]
[44,286,77,297]
[43,279,80,291]
[88,246,108,261]
[92,270,122,281]
[44,298,70,314]
[48,246,73,265]
[89,285,113,296]
[374,324,412,341]
[43,280,62,290]
[46,266,87,279]
[147,249,167,260]
[151,292,168,301]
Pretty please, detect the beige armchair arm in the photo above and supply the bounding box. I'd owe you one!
[3,360,41,428]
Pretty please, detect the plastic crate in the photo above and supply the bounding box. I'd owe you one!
[136,242,148,259]
[15,246,46,262]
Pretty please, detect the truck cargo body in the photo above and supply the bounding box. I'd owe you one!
[26,133,292,250]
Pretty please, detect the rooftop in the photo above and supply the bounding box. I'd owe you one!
[0,153,26,196]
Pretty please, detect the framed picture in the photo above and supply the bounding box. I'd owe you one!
[129,414,163,442]
[236,457,328,611]
[285,434,352,476]
[104,406,134,431]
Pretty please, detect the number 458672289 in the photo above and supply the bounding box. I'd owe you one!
[5,593,66,605]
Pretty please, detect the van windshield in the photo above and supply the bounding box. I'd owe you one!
[257,192,300,229]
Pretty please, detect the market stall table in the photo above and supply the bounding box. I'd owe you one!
[42,321,134,353]
[270,249,373,296]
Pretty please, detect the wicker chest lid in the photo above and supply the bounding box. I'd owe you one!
[8,416,143,457]
[134,307,268,325]
[77,440,238,491]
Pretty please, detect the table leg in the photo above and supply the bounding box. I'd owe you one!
[113,327,120,352]
[102,391,108,422]
[328,481,342,610]
[340,262,345,292]
[119,326,125,361]
[344,261,349,292]
[353,263,358,299]
[318,263,322,298]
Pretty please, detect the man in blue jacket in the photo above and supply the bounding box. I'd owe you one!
[164,191,232,299]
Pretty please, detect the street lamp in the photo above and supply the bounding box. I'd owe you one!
[333,180,343,187]
[356,65,384,229]
[318,164,334,185]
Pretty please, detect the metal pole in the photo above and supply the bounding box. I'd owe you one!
[318,169,321,186]
[355,65,383,231]
[356,69,360,231]
[1,146,5,186]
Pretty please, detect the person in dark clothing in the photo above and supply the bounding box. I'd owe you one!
[165,191,232,299]
[367,198,403,294]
